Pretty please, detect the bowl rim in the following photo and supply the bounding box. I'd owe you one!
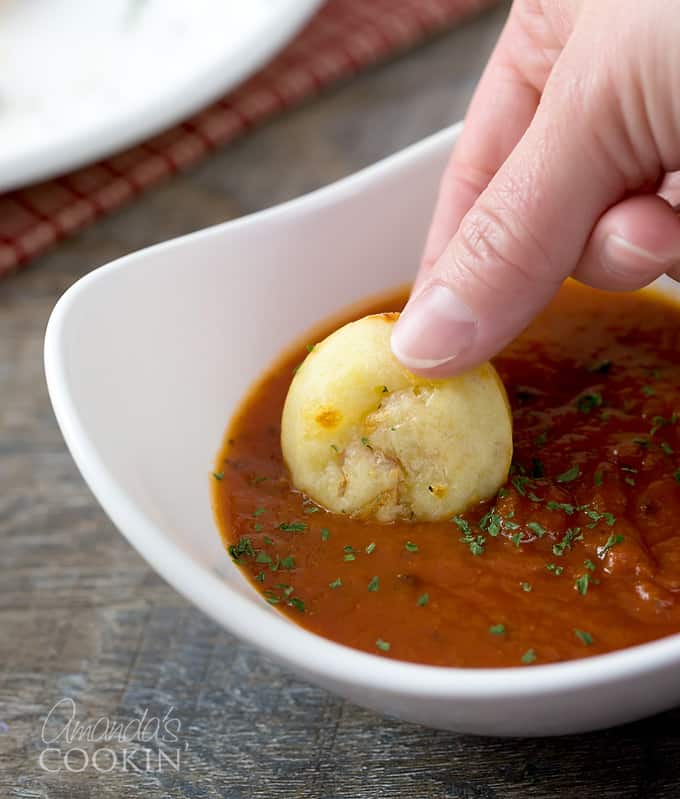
[44,123,680,700]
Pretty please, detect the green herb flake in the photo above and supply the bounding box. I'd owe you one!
[489,624,506,636]
[625,476,636,487]
[521,582,533,593]
[546,563,565,576]
[288,597,305,612]
[256,551,272,564]
[528,492,544,503]
[512,475,530,496]
[404,541,419,553]
[368,576,380,592]
[344,553,356,562]
[280,555,296,570]
[578,392,603,414]
[598,533,625,558]
[211,471,224,481]
[575,573,594,596]
[254,571,266,583]
[584,558,596,572]
[364,542,376,555]
[304,505,320,514]
[497,487,509,499]
[661,441,675,455]
[527,521,545,538]
[546,500,575,515]
[521,649,537,664]
[254,523,264,532]
[552,527,582,556]
[594,471,603,487]
[452,516,471,535]
[305,343,315,353]
[360,436,372,449]
[642,385,656,397]
[511,532,523,547]
[228,536,256,563]
[321,528,330,541]
[417,593,430,607]
[263,535,274,545]
[279,522,307,532]
[329,577,342,589]
[556,464,581,483]
[375,639,391,652]
[330,444,339,453]
[574,629,593,646]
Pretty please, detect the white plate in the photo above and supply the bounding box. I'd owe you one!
[44,123,680,736]
[0,0,322,192]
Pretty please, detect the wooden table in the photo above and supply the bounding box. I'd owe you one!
[2,4,679,796]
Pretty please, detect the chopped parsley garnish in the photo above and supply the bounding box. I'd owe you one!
[253,507,266,517]
[364,542,376,555]
[368,576,380,592]
[452,516,471,535]
[343,553,356,562]
[329,578,342,589]
[404,541,419,553]
[479,510,502,536]
[521,582,532,592]
[489,624,506,635]
[642,385,656,397]
[584,509,616,528]
[256,552,272,564]
[552,527,582,556]
[624,476,636,487]
[255,571,265,583]
[228,536,255,563]
[511,532,523,547]
[578,392,603,414]
[263,536,274,545]
[304,505,320,514]
[661,441,675,455]
[594,471,603,487]
[528,492,543,503]
[512,475,530,496]
[417,593,429,607]
[211,471,224,481]
[280,555,296,570]
[264,594,279,605]
[521,649,537,664]
[634,437,650,448]
[305,343,315,353]
[497,487,509,499]
[584,559,596,572]
[375,639,391,652]
[360,436,372,449]
[546,500,575,515]
[321,528,330,541]
[279,522,307,532]
[597,533,625,558]
[574,629,593,646]
[527,521,545,538]
[546,563,564,576]
[556,464,581,483]
[288,597,305,612]
[254,523,264,532]
[575,572,595,596]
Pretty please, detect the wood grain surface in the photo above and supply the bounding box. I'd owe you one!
[2,4,680,796]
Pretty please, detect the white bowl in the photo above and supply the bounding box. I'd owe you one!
[45,123,680,736]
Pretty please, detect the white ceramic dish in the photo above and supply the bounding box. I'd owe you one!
[0,0,322,192]
[45,123,680,736]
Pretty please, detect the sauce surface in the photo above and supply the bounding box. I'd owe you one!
[212,282,680,667]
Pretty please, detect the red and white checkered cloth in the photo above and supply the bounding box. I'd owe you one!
[0,0,495,280]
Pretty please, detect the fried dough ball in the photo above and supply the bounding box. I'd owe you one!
[281,313,512,522]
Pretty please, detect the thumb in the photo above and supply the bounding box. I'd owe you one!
[391,72,628,377]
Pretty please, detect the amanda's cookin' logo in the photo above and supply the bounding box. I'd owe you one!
[38,698,186,773]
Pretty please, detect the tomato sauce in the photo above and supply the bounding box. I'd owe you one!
[212,281,680,667]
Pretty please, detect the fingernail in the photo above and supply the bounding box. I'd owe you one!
[603,235,668,275]
[391,284,477,370]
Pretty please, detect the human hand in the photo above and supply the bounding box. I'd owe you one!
[391,0,680,376]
